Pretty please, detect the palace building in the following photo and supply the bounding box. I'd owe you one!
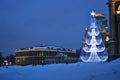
[15,45,79,66]
[95,13,110,50]
[107,0,120,60]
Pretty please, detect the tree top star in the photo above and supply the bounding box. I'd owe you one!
[90,11,96,16]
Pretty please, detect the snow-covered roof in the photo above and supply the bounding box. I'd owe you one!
[16,44,75,53]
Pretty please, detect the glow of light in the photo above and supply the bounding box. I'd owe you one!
[90,11,96,16]
[80,11,108,62]
[117,10,120,14]
[17,60,20,62]
[105,36,109,42]
[117,5,120,14]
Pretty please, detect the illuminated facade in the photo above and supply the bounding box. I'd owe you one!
[15,46,78,66]
[107,0,120,60]
[95,13,110,49]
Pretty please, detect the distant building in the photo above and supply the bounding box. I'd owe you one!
[15,45,78,66]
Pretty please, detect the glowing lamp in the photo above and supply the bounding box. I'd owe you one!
[105,35,110,42]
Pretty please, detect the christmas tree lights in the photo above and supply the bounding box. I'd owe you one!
[80,11,108,62]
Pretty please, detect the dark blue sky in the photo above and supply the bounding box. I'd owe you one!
[0,0,108,56]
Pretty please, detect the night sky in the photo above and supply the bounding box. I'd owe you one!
[0,0,108,56]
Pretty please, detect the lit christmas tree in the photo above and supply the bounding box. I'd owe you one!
[80,11,108,62]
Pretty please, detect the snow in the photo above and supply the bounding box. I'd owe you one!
[0,59,120,80]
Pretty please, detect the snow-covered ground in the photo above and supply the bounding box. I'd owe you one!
[0,59,120,80]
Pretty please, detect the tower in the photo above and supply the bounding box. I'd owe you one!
[107,0,120,60]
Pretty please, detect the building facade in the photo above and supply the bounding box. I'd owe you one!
[15,46,78,66]
[95,13,110,50]
[107,0,120,60]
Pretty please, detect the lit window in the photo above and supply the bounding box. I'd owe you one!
[117,5,120,14]
[105,35,109,42]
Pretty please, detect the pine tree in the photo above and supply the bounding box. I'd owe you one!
[80,11,108,62]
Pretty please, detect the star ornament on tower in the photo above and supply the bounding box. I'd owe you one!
[90,11,96,17]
